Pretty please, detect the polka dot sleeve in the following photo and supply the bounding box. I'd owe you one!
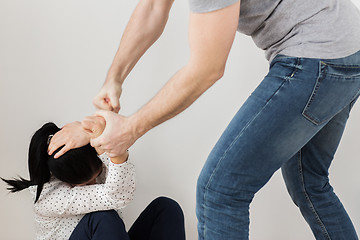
[32,154,136,217]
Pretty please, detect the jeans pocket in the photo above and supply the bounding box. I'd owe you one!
[302,61,360,125]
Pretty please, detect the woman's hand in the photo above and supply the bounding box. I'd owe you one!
[48,121,91,158]
[82,115,106,139]
[83,114,129,164]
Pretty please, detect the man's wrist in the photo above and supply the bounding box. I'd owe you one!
[105,74,124,85]
[129,112,152,140]
[106,62,130,85]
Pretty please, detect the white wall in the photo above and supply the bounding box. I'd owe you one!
[1,0,359,239]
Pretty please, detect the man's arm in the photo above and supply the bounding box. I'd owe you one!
[93,0,174,112]
[92,1,241,157]
[47,0,173,159]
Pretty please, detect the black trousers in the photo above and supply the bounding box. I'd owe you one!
[69,197,186,240]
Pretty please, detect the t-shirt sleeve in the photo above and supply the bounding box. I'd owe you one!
[189,0,240,13]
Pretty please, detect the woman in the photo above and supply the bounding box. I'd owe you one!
[2,116,185,240]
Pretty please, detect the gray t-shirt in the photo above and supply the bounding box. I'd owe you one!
[189,0,360,62]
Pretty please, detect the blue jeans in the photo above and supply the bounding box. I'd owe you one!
[69,197,185,240]
[196,50,360,240]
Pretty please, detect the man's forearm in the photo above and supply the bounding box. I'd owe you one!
[91,2,239,157]
[130,63,223,138]
[128,2,240,140]
[107,0,174,84]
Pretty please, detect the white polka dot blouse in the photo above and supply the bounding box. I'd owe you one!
[28,153,136,240]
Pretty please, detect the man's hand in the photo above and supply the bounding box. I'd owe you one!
[93,0,173,113]
[48,121,91,158]
[83,114,129,163]
[93,80,122,113]
[90,0,239,158]
[88,110,137,158]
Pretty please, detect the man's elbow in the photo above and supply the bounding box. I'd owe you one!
[188,57,226,83]
[213,67,225,81]
[145,0,174,14]
[203,65,225,84]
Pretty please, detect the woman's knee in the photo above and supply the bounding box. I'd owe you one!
[86,210,124,226]
[88,209,118,218]
[150,197,184,218]
[70,210,126,240]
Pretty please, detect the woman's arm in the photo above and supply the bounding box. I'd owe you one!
[36,116,134,217]
[32,156,135,217]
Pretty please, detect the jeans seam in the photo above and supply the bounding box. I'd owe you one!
[350,92,360,110]
[320,61,360,68]
[302,61,326,125]
[285,58,301,80]
[298,150,331,240]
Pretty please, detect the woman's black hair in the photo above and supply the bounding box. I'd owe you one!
[1,122,103,203]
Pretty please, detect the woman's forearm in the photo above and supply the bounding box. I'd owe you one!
[107,0,174,84]
[35,158,136,217]
[110,151,129,164]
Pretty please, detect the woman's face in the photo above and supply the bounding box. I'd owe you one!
[69,164,103,187]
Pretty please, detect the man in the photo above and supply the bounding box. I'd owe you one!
[49,0,360,239]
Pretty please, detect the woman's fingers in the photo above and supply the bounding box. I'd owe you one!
[53,145,71,159]
[82,116,106,138]
[47,121,91,158]
[47,131,66,155]
[90,110,111,148]
[82,117,95,131]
